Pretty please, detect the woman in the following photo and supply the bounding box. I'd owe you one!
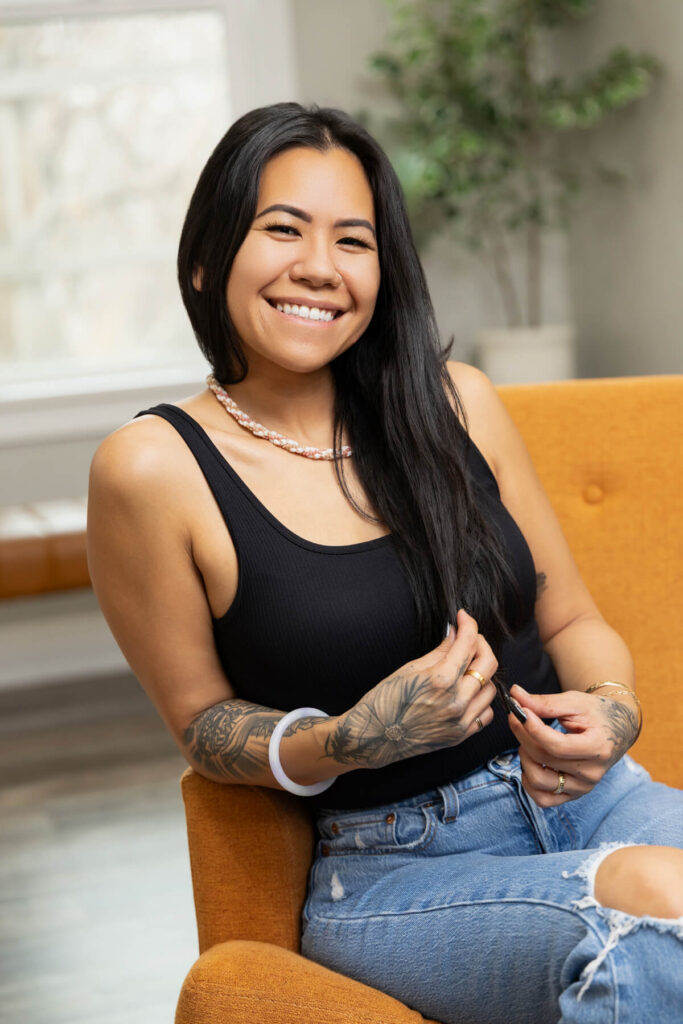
[87,102,683,1023]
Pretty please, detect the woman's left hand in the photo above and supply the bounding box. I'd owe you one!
[506,683,640,806]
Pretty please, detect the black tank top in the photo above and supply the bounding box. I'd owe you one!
[134,403,560,808]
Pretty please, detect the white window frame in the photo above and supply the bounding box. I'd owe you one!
[0,0,299,446]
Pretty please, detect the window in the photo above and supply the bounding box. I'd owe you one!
[0,6,230,388]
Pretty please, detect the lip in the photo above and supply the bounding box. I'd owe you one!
[265,297,347,315]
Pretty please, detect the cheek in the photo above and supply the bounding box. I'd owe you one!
[359,264,381,317]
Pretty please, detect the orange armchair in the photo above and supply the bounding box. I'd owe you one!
[175,376,682,1024]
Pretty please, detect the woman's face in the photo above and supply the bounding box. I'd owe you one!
[225,145,381,376]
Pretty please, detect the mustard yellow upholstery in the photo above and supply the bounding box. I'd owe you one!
[175,376,682,1024]
[498,375,682,784]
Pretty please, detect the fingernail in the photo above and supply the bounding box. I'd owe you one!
[445,622,451,638]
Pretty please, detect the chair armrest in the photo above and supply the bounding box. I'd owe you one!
[181,771,315,953]
[175,940,441,1024]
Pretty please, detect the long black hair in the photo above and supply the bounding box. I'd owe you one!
[177,101,522,652]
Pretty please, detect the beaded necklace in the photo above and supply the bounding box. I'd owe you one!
[206,374,353,461]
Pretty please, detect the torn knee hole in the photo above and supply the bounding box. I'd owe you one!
[593,845,683,919]
[562,843,683,1002]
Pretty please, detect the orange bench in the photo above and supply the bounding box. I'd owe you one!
[0,498,90,599]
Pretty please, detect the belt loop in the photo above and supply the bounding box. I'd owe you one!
[437,782,459,823]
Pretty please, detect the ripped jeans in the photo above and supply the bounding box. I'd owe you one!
[301,745,683,1024]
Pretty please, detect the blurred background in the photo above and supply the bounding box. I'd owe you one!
[0,1,680,1022]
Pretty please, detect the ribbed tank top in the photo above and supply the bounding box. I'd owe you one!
[134,402,560,809]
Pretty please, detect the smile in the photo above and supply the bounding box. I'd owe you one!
[266,299,343,324]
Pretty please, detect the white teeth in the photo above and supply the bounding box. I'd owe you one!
[272,301,338,322]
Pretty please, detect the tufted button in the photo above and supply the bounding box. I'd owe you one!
[321,844,330,856]
[330,822,339,834]
[385,812,396,824]
[584,483,604,504]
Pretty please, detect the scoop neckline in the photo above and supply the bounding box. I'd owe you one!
[158,402,394,555]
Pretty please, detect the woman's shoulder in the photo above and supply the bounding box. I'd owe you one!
[89,408,199,525]
[444,361,507,478]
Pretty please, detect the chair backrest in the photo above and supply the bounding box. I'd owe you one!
[498,375,681,784]
[182,375,682,954]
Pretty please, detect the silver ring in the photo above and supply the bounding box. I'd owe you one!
[475,716,484,731]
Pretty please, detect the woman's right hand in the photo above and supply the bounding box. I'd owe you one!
[324,609,498,771]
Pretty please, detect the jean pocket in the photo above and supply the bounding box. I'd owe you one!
[316,802,436,855]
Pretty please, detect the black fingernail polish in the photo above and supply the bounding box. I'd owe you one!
[509,697,528,724]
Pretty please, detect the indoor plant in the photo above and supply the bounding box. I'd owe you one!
[369,0,662,381]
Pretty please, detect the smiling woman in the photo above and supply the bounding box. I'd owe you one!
[86,102,683,1024]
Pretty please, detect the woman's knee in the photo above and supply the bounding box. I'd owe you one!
[594,845,683,919]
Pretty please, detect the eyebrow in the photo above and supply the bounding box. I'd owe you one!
[255,203,376,239]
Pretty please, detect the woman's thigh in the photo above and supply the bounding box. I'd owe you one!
[302,756,683,1024]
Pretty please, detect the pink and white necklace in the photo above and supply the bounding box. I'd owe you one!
[206,374,353,461]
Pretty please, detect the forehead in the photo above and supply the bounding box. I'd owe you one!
[256,146,375,220]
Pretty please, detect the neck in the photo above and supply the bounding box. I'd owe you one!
[214,362,337,447]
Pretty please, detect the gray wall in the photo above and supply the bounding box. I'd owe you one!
[560,0,683,376]
[293,0,681,376]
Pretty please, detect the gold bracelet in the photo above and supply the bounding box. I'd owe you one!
[585,681,642,738]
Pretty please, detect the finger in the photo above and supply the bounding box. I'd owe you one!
[461,703,495,741]
[510,684,585,721]
[508,715,604,784]
[508,703,598,760]
[518,747,591,797]
[414,619,457,672]
[518,750,578,807]
[461,634,498,696]
[439,609,480,675]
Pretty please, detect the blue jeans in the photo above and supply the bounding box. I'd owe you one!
[301,745,683,1024]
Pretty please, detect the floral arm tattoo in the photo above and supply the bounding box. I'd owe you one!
[184,652,473,781]
[182,699,318,782]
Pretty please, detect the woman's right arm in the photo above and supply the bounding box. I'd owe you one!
[87,423,497,790]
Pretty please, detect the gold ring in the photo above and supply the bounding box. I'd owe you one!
[553,772,566,795]
[475,716,484,731]
[466,669,488,691]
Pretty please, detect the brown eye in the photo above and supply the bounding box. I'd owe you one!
[264,223,299,236]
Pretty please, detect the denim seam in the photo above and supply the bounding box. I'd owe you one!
[490,774,545,854]
[309,894,611,925]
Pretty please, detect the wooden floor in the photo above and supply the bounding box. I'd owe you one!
[0,673,198,1024]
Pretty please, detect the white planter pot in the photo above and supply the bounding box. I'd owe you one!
[476,323,576,385]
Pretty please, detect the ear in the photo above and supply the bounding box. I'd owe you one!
[192,266,204,291]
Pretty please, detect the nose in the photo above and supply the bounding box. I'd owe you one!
[290,235,342,288]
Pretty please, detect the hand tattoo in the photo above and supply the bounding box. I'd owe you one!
[596,696,639,766]
[325,659,471,770]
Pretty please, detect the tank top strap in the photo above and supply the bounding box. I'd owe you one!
[133,402,265,560]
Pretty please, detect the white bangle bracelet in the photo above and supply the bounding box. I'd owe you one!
[268,707,337,797]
